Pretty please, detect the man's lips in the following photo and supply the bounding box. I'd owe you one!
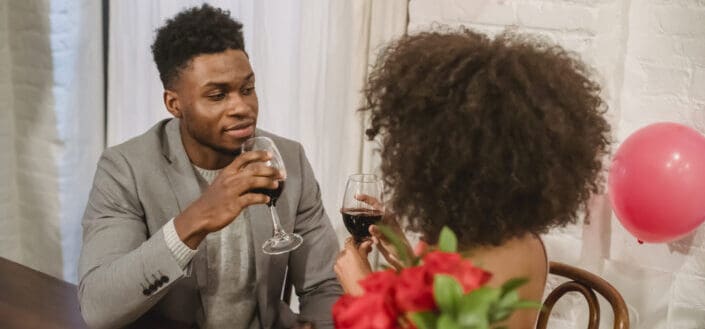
[224,122,255,139]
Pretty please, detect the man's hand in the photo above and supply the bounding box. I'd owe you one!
[173,150,284,249]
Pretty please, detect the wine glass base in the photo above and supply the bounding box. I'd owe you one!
[262,233,304,255]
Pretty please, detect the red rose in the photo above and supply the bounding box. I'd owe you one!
[453,260,492,292]
[394,266,436,312]
[423,251,463,274]
[359,269,397,295]
[334,251,494,329]
[423,251,491,293]
[333,293,398,329]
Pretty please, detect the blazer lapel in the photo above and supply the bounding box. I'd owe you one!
[160,119,209,299]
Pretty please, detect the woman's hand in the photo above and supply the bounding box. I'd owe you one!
[369,224,409,270]
[334,238,373,296]
[354,194,413,270]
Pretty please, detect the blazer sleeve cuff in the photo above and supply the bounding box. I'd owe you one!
[137,225,195,297]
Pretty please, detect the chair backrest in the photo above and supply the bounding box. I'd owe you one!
[536,261,629,329]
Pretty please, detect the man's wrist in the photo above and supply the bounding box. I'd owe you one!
[173,209,208,249]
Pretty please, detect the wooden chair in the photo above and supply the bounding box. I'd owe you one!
[537,261,629,329]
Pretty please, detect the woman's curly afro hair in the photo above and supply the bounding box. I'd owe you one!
[362,29,611,248]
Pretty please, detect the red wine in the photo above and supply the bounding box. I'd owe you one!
[252,181,284,206]
[341,208,383,242]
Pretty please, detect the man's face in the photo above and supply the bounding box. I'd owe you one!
[170,49,258,154]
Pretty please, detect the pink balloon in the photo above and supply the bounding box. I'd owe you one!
[608,122,705,243]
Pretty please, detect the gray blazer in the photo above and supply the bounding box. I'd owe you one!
[78,118,342,329]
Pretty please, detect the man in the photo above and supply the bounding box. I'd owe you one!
[78,5,341,329]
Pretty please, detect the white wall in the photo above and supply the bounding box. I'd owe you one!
[409,1,705,328]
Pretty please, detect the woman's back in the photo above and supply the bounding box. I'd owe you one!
[467,234,547,329]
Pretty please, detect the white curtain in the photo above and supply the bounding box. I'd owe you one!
[107,0,407,243]
[0,0,103,282]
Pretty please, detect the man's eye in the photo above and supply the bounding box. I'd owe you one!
[208,93,226,101]
[242,87,255,96]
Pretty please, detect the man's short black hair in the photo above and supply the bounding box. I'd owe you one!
[151,4,245,88]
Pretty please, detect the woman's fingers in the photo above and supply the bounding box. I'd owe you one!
[354,194,383,210]
[358,240,373,255]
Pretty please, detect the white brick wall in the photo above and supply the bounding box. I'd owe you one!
[410,0,705,328]
[618,1,705,139]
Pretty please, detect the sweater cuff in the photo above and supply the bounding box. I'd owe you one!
[163,218,198,269]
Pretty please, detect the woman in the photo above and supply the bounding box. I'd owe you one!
[334,29,611,328]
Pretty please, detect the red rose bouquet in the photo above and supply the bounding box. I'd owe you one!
[332,227,541,329]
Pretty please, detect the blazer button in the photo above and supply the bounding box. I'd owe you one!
[161,275,169,284]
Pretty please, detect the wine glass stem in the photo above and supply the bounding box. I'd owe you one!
[269,205,285,236]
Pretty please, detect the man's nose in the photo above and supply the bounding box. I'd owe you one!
[226,93,252,116]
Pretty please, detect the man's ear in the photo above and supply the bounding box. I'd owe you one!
[164,89,182,118]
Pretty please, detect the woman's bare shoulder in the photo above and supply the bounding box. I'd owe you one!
[466,234,547,329]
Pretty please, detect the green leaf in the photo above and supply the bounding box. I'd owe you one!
[457,287,499,327]
[488,308,512,323]
[489,290,520,322]
[434,274,464,315]
[489,277,541,323]
[499,278,528,296]
[463,287,502,307]
[408,312,438,329]
[490,299,543,323]
[459,314,489,329]
[512,300,544,310]
[437,314,462,329]
[377,225,413,267]
[438,226,458,252]
[496,290,519,309]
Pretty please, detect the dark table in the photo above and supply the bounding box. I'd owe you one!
[0,257,188,329]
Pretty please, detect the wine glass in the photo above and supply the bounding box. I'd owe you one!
[242,136,303,255]
[341,174,383,243]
